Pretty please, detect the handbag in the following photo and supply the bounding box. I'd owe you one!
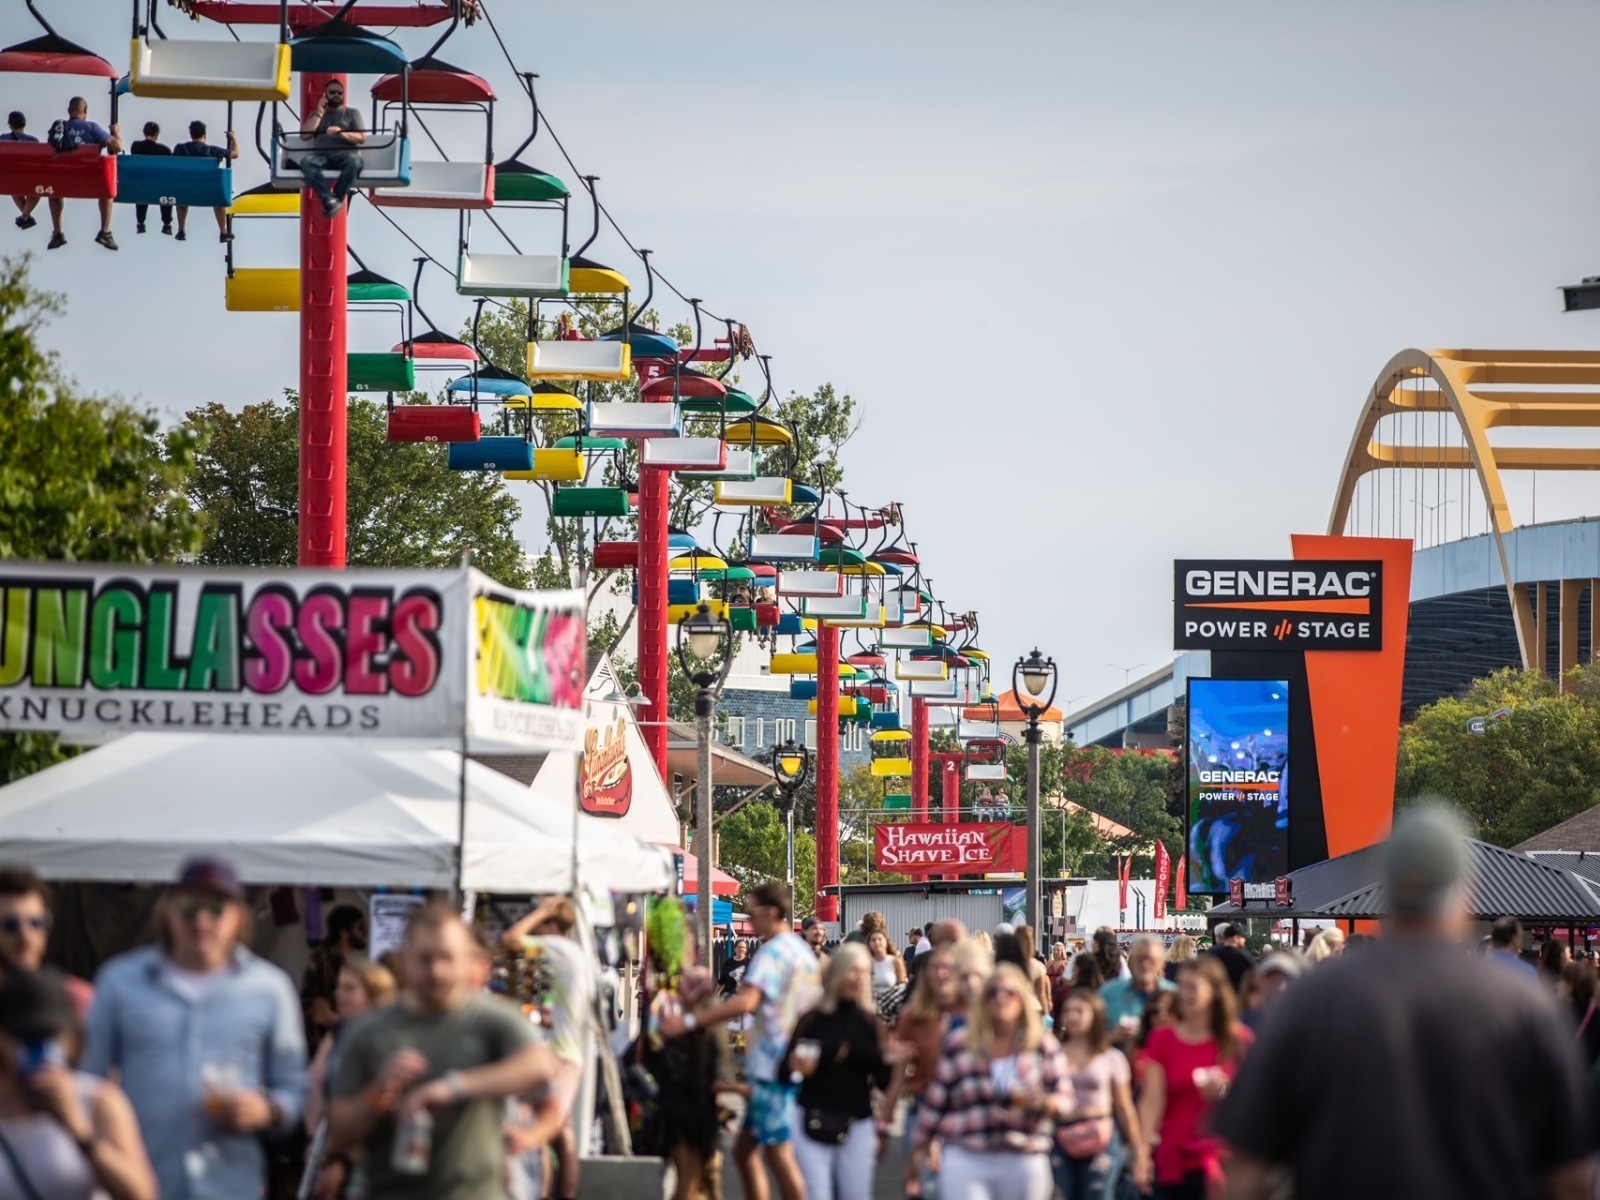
[802,1106,854,1146]
[1056,1114,1113,1160]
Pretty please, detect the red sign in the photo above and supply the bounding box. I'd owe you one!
[873,822,1022,875]
[1229,877,1245,907]
[1118,855,1131,911]
[1175,855,1188,912]
[1153,840,1170,921]
[1275,876,1292,907]
[579,716,632,818]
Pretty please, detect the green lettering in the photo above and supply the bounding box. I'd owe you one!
[0,589,28,686]
[31,588,86,687]
[89,589,142,689]
[143,589,186,690]
[187,589,240,692]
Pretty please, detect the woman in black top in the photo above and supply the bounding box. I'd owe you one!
[780,943,906,1200]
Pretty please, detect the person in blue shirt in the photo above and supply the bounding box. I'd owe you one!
[0,110,40,229]
[1488,915,1539,977]
[170,120,238,243]
[83,856,307,1200]
[1099,934,1178,1044]
[46,97,121,251]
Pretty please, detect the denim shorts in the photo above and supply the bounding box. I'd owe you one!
[743,1080,798,1147]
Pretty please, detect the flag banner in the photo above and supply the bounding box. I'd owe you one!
[1154,840,1171,920]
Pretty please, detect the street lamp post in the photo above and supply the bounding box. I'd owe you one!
[677,603,734,957]
[1013,648,1059,935]
[771,738,812,902]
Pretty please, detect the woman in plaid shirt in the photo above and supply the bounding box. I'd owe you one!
[910,962,1076,1200]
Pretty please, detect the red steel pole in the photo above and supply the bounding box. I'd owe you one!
[911,697,929,821]
[815,620,840,922]
[940,758,960,880]
[636,361,670,778]
[298,72,348,568]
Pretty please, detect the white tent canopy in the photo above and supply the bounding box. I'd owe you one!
[0,734,672,894]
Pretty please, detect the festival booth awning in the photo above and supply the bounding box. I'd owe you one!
[1205,837,1600,923]
[0,733,673,893]
[673,848,741,897]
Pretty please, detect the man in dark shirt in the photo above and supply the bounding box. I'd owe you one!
[1,110,40,229]
[297,79,366,217]
[1214,806,1595,1200]
[170,120,238,243]
[718,938,751,998]
[127,121,172,235]
[1206,922,1254,992]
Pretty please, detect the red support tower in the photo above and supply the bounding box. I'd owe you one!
[911,697,930,821]
[635,360,671,779]
[815,620,841,921]
[298,71,348,568]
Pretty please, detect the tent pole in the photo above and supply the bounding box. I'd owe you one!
[455,552,473,903]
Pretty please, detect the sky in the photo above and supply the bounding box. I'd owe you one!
[9,0,1600,708]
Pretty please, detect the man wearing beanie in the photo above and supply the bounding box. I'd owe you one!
[1213,806,1595,1200]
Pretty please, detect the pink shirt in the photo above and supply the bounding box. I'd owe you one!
[1144,1024,1254,1185]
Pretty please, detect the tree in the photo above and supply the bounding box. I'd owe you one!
[1397,665,1600,847]
[0,256,207,782]
[183,394,531,586]
[716,800,818,914]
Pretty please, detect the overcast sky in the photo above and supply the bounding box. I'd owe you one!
[10,0,1600,706]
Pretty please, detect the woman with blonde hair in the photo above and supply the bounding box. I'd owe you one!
[781,943,903,1200]
[1052,987,1145,1200]
[947,938,994,1030]
[1162,935,1197,982]
[1304,927,1345,965]
[304,955,397,1197]
[912,963,1075,1200]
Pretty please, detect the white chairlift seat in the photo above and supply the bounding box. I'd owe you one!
[777,571,846,598]
[749,533,820,561]
[896,659,949,681]
[369,161,493,210]
[130,38,291,102]
[831,602,887,628]
[526,339,631,382]
[272,133,411,189]
[456,251,568,298]
[966,764,1008,782]
[641,438,727,470]
[715,477,793,506]
[881,627,934,649]
[586,401,681,439]
[804,595,869,620]
[679,447,756,482]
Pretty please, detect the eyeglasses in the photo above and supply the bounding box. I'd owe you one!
[984,987,1024,1002]
[0,915,49,936]
[177,898,227,921]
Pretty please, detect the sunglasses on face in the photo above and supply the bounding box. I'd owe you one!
[177,898,227,921]
[0,915,49,936]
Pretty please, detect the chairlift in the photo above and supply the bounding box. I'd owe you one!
[368,35,493,209]
[114,80,237,210]
[128,0,290,102]
[271,61,411,190]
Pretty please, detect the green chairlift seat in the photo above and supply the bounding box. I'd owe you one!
[493,162,570,203]
[730,606,759,633]
[680,386,759,416]
[348,269,411,304]
[348,353,416,392]
[552,487,630,518]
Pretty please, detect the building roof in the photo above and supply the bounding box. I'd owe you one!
[1515,806,1600,854]
[966,689,1063,724]
[1208,838,1600,923]
[665,719,779,789]
[1526,851,1600,888]
[1047,797,1135,840]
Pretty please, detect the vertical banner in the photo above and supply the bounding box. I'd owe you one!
[1175,855,1188,912]
[1117,855,1131,911]
[465,570,586,752]
[1153,840,1170,920]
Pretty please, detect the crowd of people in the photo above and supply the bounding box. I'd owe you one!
[1,805,1598,1200]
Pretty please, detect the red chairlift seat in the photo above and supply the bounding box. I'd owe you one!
[393,332,480,362]
[184,3,455,29]
[848,653,887,670]
[372,58,495,105]
[386,405,481,444]
[0,33,118,78]
[639,368,727,402]
[0,144,115,201]
[755,602,781,627]
[779,522,846,544]
[592,542,639,571]
[874,549,920,566]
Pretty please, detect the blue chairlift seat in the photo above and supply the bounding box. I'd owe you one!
[790,680,819,700]
[631,579,701,605]
[114,155,233,208]
[791,482,822,506]
[272,133,411,190]
[598,323,679,360]
[446,437,534,472]
[446,367,533,400]
[288,21,408,75]
[871,710,903,731]
[775,613,804,636]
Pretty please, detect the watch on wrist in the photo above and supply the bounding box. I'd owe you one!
[683,1011,698,1031]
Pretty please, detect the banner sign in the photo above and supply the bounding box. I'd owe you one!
[1186,678,1290,895]
[579,714,633,818]
[0,561,584,751]
[1174,560,1383,651]
[1175,854,1188,912]
[873,821,1023,875]
[1153,840,1170,921]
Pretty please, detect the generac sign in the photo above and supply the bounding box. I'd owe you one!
[1174,560,1384,651]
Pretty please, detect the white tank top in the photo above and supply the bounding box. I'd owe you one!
[0,1072,106,1200]
[872,955,900,991]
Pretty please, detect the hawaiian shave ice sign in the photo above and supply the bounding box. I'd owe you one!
[873,821,1024,876]
[0,562,584,751]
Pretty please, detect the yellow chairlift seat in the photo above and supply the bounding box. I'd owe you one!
[724,418,794,447]
[501,448,584,483]
[228,189,299,217]
[810,696,859,717]
[769,652,818,675]
[837,562,888,576]
[504,392,583,413]
[895,660,949,682]
[669,554,729,572]
[567,260,631,295]
[872,730,912,744]
[130,38,292,103]
[871,758,913,777]
[226,268,299,313]
[669,599,729,625]
[526,340,632,382]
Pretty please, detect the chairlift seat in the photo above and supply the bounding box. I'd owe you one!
[775,613,804,637]
[373,60,495,105]
[370,161,493,210]
[770,653,819,675]
[778,571,845,598]
[966,764,1008,782]
[505,386,581,412]
[871,759,913,778]
[494,161,571,202]
[804,595,868,620]
[447,437,533,472]
[631,580,700,606]
[567,254,630,295]
[115,156,232,208]
[723,418,793,447]
[129,38,292,101]
[669,600,728,625]
[0,144,115,201]
[457,251,568,298]
[551,487,629,518]
[716,478,793,506]
[750,533,820,562]
[680,447,756,482]
[554,436,625,453]
[641,370,726,402]
[730,606,758,633]
[811,696,860,718]
[272,133,411,189]
[896,660,948,681]
[641,438,727,471]
[755,602,780,628]
[226,267,299,312]
[386,405,479,443]
[231,184,299,216]
[446,369,532,400]
[395,333,478,361]
[501,449,584,483]
[788,680,818,701]
[680,386,757,416]
[832,603,887,628]
[289,22,408,75]
[598,324,678,359]
[526,340,631,382]
[349,353,416,392]
[0,34,118,78]
[591,542,639,570]
[588,402,680,439]
[871,711,903,731]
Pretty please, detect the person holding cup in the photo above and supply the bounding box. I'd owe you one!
[780,944,904,1200]
[1099,936,1176,1049]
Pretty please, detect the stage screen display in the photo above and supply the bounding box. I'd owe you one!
[1186,678,1289,894]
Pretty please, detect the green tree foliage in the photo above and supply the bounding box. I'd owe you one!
[0,256,207,782]
[1397,665,1600,847]
[717,800,819,914]
[183,394,531,587]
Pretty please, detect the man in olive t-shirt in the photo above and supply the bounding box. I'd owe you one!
[328,903,555,1200]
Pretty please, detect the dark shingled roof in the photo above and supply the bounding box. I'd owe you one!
[1515,806,1600,854]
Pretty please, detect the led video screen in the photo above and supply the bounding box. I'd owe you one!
[1186,678,1289,894]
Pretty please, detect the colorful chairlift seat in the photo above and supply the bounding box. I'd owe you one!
[716,478,793,506]
[129,37,291,102]
[273,133,411,190]
[755,602,780,628]
[347,268,411,303]
[371,161,494,209]
[230,182,299,216]
[115,155,232,208]
[226,267,299,312]
[598,323,678,360]
[587,402,681,439]
[457,251,568,299]
[551,487,629,518]
[349,352,417,392]
[395,332,478,361]
[641,438,727,471]
[288,20,408,74]
[730,606,759,633]
[871,710,903,731]
[680,386,757,416]
[679,447,756,482]
[493,161,570,203]
[567,255,630,295]
[446,365,532,399]
[591,542,638,570]
[0,32,118,78]
[723,418,793,447]
[669,599,728,625]
[372,59,495,105]
[769,653,819,675]
[641,369,726,402]
[0,145,115,201]
[554,435,625,453]
[501,448,585,483]
[387,404,479,443]
[526,339,631,382]
[775,613,804,637]
[791,482,822,506]
[447,437,533,472]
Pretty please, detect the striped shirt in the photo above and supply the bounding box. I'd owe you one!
[913,1027,1074,1155]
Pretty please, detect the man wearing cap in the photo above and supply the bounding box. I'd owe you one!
[1214,806,1596,1200]
[1205,923,1254,993]
[83,856,307,1200]
[1238,952,1300,1032]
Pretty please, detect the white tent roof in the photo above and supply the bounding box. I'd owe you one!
[0,734,672,894]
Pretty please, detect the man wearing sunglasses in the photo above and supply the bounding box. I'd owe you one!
[0,865,93,1023]
[84,856,307,1200]
[297,80,366,217]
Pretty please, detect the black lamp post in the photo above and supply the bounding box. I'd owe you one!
[771,738,811,901]
[1013,648,1059,934]
[677,603,734,956]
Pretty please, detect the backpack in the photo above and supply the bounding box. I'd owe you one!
[47,119,81,153]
